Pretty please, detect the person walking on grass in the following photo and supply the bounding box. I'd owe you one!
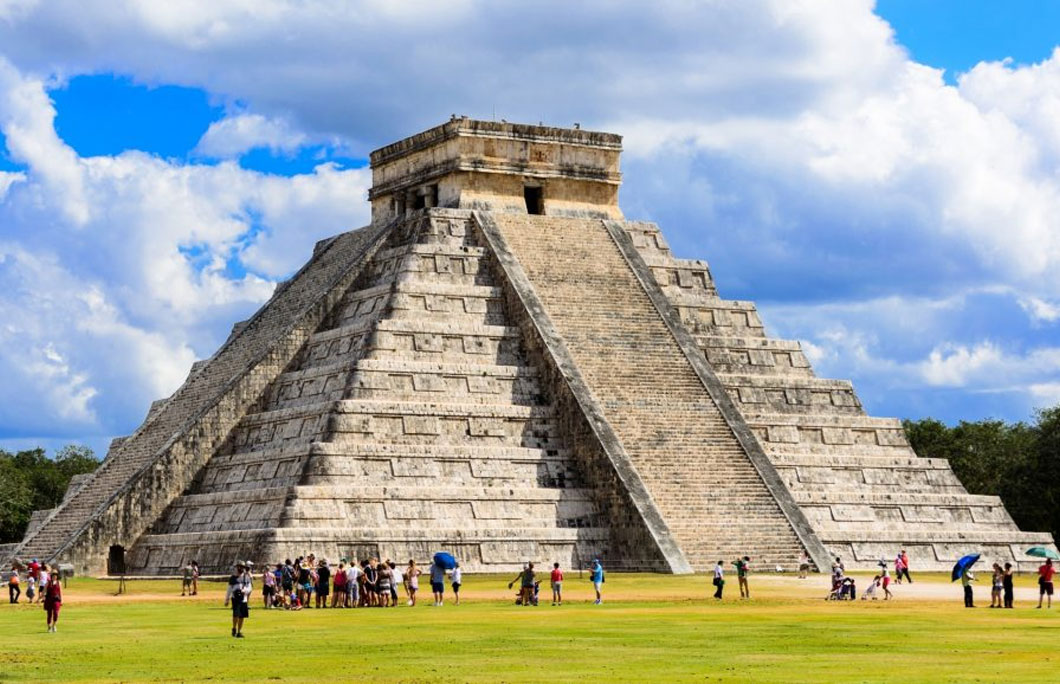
[450,562,462,605]
[42,565,62,633]
[430,559,446,606]
[224,562,252,637]
[509,563,535,606]
[550,562,563,606]
[734,556,750,599]
[1037,558,1055,609]
[1003,562,1015,609]
[8,566,19,604]
[406,560,421,606]
[589,559,604,605]
[961,567,976,608]
[712,560,724,600]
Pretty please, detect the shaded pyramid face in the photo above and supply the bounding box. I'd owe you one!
[126,212,612,574]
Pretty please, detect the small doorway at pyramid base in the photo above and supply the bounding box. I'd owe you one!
[107,544,126,575]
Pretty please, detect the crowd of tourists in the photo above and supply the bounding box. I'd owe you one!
[6,558,63,631]
[825,550,912,601]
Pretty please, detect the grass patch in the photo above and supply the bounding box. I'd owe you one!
[0,573,1056,682]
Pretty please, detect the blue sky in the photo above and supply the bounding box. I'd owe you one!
[1,1,1060,458]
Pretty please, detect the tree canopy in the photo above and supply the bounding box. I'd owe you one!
[0,445,99,543]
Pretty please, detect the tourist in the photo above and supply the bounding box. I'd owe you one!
[798,552,810,579]
[190,560,200,595]
[832,556,845,579]
[898,549,912,584]
[389,561,403,608]
[315,559,331,609]
[25,574,36,603]
[297,559,312,608]
[377,560,392,607]
[430,559,447,606]
[733,556,750,599]
[450,562,462,605]
[406,560,421,606]
[894,552,905,584]
[362,560,376,607]
[35,565,49,604]
[509,563,533,606]
[712,560,724,600]
[960,567,976,608]
[879,561,893,600]
[224,561,252,637]
[589,558,604,605]
[1003,562,1015,609]
[989,563,1003,608]
[550,562,563,606]
[862,576,880,600]
[42,565,62,633]
[1037,558,1055,609]
[280,560,293,607]
[27,558,40,585]
[332,561,347,607]
[7,566,19,604]
[181,561,194,596]
[351,555,364,606]
[262,564,277,608]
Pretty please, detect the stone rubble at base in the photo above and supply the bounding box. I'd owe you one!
[6,117,1055,576]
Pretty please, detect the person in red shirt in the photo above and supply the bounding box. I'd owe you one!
[550,563,563,606]
[1037,559,1055,609]
[42,564,62,633]
[27,559,40,582]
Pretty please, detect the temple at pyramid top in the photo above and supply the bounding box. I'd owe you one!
[369,116,624,223]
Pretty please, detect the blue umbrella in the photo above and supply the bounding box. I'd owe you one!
[433,552,457,570]
[951,553,980,581]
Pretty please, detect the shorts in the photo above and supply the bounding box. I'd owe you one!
[232,600,249,618]
[431,581,444,594]
[410,581,419,592]
[263,585,275,597]
[317,584,330,597]
[182,578,192,588]
[882,577,891,588]
[1041,581,1055,596]
[551,581,561,591]
[301,582,312,592]
[593,581,602,592]
[282,581,293,592]
[451,582,461,593]
[799,563,810,571]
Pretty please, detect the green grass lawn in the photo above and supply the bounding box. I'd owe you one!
[0,573,1057,683]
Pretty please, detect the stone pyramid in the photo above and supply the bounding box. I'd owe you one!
[10,118,1054,575]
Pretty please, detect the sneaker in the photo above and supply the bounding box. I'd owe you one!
[232,628,237,636]
[236,633,244,638]
[594,599,601,605]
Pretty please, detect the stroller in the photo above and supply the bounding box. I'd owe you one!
[515,580,541,606]
[827,576,857,601]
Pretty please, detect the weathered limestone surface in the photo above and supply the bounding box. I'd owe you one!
[621,220,1055,570]
[8,118,1053,575]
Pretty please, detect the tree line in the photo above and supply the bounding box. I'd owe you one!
[0,445,100,543]
[903,406,1060,542]
[0,410,1058,546]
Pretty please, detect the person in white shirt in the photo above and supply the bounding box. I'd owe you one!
[346,562,359,608]
[712,561,724,600]
[224,562,253,638]
[450,562,463,605]
[389,561,403,608]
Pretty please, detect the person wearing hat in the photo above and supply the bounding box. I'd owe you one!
[224,562,252,637]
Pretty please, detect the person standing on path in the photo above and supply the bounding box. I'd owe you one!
[224,562,252,637]
[798,553,810,580]
[589,559,604,605]
[961,567,976,608]
[550,563,563,605]
[990,563,1004,608]
[262,564,277,608]
[898,550,912,584]
[181,562,194,596]
[191,560,200,596]
[7,567,19,604]
[509,563,536,606]
[734,557,750,599]
[389,561,403,608]
[712,560,724,600]
[1002,562,1015,609]
[42,565,62,633]
[879,562,893,600]
[1037,558,1055,609]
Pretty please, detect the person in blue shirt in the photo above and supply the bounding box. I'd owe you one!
[589,559,604,604]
